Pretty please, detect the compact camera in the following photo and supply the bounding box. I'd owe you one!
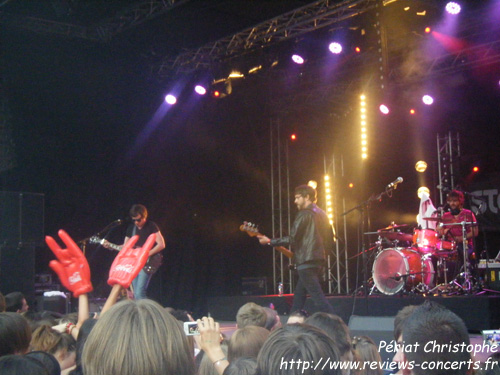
[183,321,200,336]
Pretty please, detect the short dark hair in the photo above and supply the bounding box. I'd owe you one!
[236,303,267,329]
[5,292,25,312]
[294,185,317,203]
[0,312,31,356]
[393,305,418,341]
[223,357,257,375]
[256,323,341,375]
[403,301,470,375]
[447,190,465,205]
[0,354,50,375]
[129,204,148,219]
[305,312,352,356]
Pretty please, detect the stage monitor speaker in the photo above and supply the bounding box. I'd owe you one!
[0,245,35,304]
[348,315,395,362]
[0,191,44,247]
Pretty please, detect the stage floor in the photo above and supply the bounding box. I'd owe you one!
[207,294,500,333]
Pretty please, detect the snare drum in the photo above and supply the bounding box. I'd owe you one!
[372,248,435,295]
[412,229,438,253]
[435,240,456,258]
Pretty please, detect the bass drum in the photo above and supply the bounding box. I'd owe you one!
[372,248,434,295]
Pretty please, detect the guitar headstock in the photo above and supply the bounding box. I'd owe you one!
[89,236,103,245]
[239,221,261,237]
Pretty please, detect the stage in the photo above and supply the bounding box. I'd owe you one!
[207,294,500,333]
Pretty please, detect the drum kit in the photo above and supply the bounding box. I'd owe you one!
[367,218,476,295]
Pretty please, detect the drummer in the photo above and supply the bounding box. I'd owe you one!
[437,190,478,272]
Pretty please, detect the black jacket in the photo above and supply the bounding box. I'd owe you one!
[270,203,333,266]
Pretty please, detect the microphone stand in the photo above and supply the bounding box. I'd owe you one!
[342,185,396,297]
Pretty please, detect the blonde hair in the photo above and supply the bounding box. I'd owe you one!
[82,299,195,375]
[228,326,269,362]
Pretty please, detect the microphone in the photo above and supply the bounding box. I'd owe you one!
[386,177,403,189]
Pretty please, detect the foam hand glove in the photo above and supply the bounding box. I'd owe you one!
[108,233,156,288]
[46,229,93,297]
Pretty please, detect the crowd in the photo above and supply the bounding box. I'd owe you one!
[1,229,499,375]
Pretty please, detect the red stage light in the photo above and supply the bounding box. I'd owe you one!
[473,166,479,173]
[291,134,297,141]
[355,46,361,53]
[410,109,416,115]
[213,90,220,98]
[425,27,431,33]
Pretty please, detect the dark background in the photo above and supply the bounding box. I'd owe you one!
[1,0,499,314]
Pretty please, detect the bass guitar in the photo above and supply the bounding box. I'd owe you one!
[240,221,293,259]
[89,236,163,275]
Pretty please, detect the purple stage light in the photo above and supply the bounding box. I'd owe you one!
[291,54,305,64]
[328,42,343,54]
[379,104,390,115]
[445,2,461,15]
[422,95,434,105]
[194,85,207,95]
[165,94,177,105]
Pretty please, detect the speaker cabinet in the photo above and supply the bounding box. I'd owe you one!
[0,245,35,304]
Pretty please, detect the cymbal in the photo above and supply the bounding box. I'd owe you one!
[378,223,408,231]
[423,217,441,221]
[377,231,413,242]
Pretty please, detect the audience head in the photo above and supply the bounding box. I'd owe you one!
[263,307,281,331]
[352,336,383,375]
[223,357,257,375]
[24,351,61,375]
[394,305,417,342]
[198,342,228,375]
[0,293,5,312]
[236,303,267,329]
[286,309,309,325]
[0,312,31,357]
[228,326,270,362]
[82,299,195,375]
[0,354,50,375]
[402,301,470,375]
[5,292,29,313]
[256,323,341,375]
[30,324,76,371]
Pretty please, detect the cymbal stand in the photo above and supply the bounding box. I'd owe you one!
[441,221,476,294]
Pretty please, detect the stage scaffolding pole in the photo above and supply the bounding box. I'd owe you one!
[324,154,349,295]
[437,132,461,204]
[270,117,293,294]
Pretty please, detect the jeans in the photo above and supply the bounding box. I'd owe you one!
[291,266,334,314]
[131,269,152,300]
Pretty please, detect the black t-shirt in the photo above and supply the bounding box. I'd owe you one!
[125,220,160,247]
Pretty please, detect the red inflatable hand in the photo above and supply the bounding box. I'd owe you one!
[108,233,156,288]
[46,229,93,297]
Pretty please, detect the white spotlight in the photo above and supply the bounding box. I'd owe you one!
[328,42,343,54]
[445,2,461,15]
[165,94,177,105]
[422,95,434,105]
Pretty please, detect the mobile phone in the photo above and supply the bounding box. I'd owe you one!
[183,321,200,336]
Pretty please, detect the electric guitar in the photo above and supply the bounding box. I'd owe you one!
[89,236,163,275]
[240,221,294,259]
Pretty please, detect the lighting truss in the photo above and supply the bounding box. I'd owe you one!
[157,0,379,76]
[0,0,189,42]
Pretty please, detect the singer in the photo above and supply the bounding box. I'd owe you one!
[103,204,165,299]
[437,190,478,275]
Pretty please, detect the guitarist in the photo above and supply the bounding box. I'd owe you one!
[258,185,334,314]
[103,204,165,299]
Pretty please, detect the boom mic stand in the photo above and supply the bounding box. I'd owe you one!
[342,184,398,296]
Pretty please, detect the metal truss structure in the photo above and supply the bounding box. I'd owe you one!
[437,132,461,205]
[270,118,294,294]
[157,0,379,76]
[0,0,188,42]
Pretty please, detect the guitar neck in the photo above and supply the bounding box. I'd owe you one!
[274,246,294,259]
[107,242,122,251]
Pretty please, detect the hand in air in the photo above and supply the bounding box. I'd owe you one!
[46,230,93,297]
[108,233,156,288]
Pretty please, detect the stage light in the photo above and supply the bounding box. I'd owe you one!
[248,65,262,74]
[360,94,368,160]
[194,85,207,95]
[415,160,428,173]
[379,104,390,114]
[472,166,479,173]
[417,186,430,199]
[445,2,461,15]
[422,95,434,105]
[308,180,318,189]
[228,71,244,79]
[349,183,354,188]
[355,46,361,53]
[291,54,305,64]
[290,134,297,141]
[324,175,333,225]
[165,94,177,105]
[410,109,416,115]
[212,90,220,98]
[425,27,431,33]
[328,42,343,54]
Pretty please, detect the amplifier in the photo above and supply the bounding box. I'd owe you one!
[478,262,500,291]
